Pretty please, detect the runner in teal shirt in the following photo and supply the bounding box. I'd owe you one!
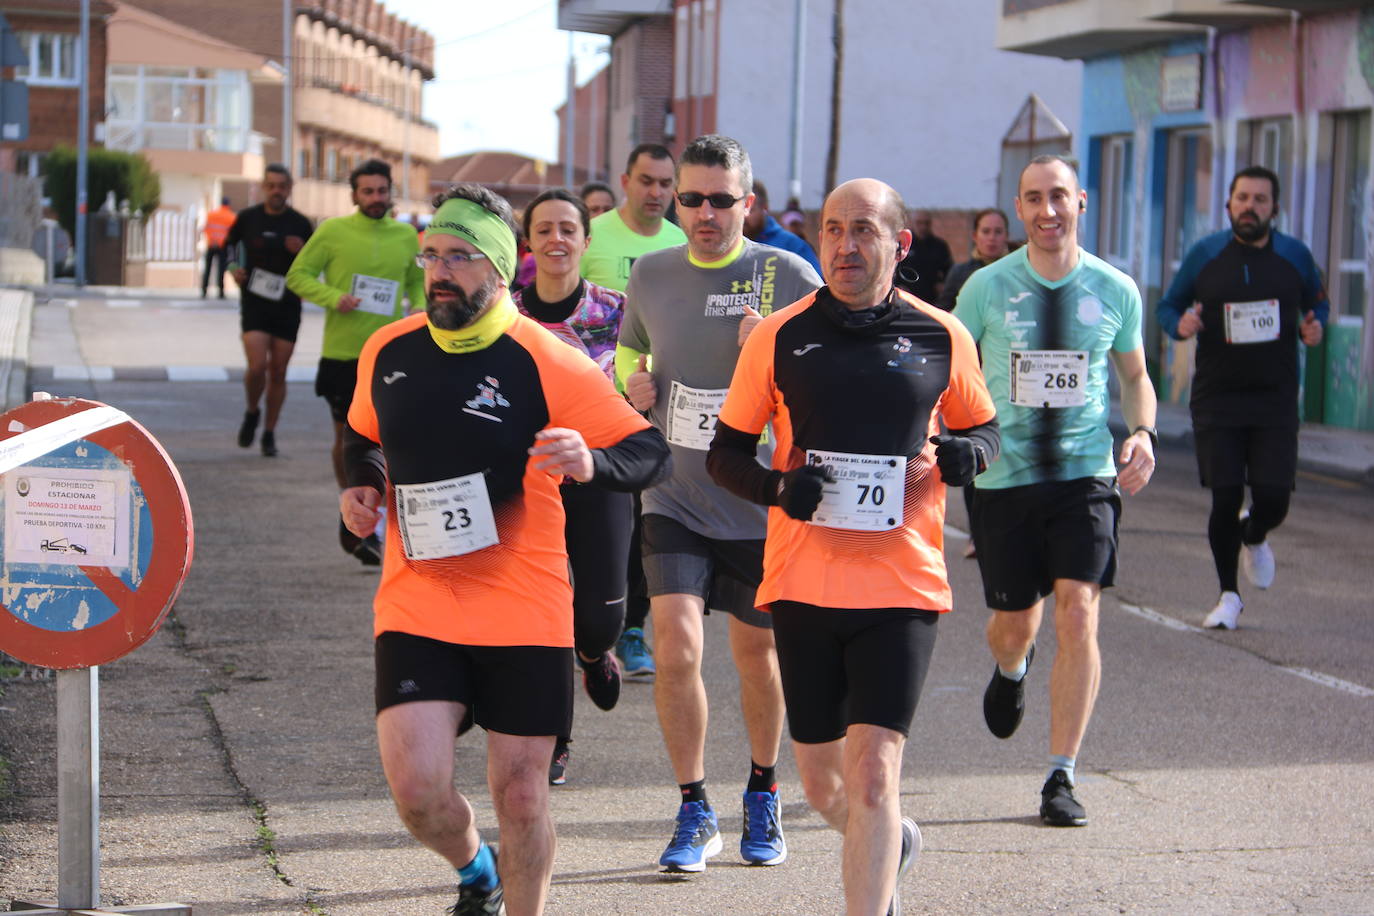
[952,155,1158,832]
[954,245,1141,490]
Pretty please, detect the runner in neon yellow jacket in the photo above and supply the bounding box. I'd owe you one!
[285,159,426,567]
[286,209,425,361]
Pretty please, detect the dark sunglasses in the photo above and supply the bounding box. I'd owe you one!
[675,191,746,209]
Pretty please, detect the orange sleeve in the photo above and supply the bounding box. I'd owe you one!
[936,309,996,430]
[519,321,650,447]
[719,300,798,435]
[347,313,425,441]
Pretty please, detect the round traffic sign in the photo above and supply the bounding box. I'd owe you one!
[0,397,193,669]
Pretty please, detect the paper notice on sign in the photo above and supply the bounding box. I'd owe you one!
[3,466,133,567]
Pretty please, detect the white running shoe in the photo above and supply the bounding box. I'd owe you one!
[1242,539,1275,589]
[1204,591,1243,630]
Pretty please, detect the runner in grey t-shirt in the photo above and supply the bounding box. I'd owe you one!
[615,135,821,875]
[619,239,821,538]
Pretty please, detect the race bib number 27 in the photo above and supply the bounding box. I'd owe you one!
[666,380,727,451]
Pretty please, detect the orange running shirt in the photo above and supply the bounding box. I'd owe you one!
[349,310,650,647]
[719,289,996,612]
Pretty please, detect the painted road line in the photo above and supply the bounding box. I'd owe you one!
[1118,601,1203,634]
[1119,601,1371,697]
[1279,666,1374,698]
[106,300,142,309]
[52,366,115,381]
[167,366,230,382]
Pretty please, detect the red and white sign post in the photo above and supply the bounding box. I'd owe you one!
[2,394,194,915]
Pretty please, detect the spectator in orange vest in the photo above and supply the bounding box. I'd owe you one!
[203,196,236,298]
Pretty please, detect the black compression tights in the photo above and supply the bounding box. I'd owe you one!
[562,484,634,660]
[1208,484,1291,592]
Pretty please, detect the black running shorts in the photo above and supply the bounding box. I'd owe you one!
[640,513,769,628]
[315,357,359,423]
[240,293,302,343]
[971,477,1122,611]
[374,631,574,737]
[770,601,939,744]
[1192,423,1298,490]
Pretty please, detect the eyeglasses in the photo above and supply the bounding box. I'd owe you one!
[415,251,489,271]
[675,191,747,209]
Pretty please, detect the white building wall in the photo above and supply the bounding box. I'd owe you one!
[715,0,1082,211]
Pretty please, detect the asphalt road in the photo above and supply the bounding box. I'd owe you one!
[1,292,1372,915]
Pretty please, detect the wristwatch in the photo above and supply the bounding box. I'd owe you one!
[1132,425,1159,449]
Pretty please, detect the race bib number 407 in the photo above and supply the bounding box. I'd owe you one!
[352,274,400,316]
[805,450,907,531]
[1009,350,1088,408]
[666,381,728,451]
[1224,298,1280,345]
[395,473,498,560]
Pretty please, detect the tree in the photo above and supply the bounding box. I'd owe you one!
[824,0,844,195]
[43,145,160,239]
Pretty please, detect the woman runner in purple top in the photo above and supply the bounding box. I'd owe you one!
[514,189,636,786]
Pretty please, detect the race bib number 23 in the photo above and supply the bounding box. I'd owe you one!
[395,473,498,560]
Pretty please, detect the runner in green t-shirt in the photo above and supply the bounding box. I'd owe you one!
[581,143,686,293]
[286,158,424,566]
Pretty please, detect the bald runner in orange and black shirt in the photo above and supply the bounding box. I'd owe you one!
[708,178,997,915]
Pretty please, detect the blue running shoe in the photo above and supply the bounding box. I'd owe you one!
[659,801,721,873]
[740,789,787,865]
[616,627,656,678]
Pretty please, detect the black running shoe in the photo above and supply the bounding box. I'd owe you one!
[353,533,382,567]
[549,736,570,786]
[983,643,1034,739]
[1040,769,1087,827]
[580,652,621,711]
[447,852,505,915]
[260,430,277,457]
[237,410,260,448]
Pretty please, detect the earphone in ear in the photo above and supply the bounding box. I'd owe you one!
[1079,200,1086,212]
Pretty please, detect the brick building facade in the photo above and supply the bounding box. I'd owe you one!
[0,0,112,180]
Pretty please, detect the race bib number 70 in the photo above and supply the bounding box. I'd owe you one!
[805,450,907,531]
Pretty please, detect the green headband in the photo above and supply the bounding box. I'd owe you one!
[426,197,518,283]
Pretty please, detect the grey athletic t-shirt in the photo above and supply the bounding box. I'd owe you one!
[619,239,822,540]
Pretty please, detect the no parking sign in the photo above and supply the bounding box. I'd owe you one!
[0,396,193,669]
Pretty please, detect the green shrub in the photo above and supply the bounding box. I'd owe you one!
[43,145,161,237]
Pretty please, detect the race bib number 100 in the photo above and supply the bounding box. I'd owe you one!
[666,380,728,451]
[395,473,498,560]
[352,274,400,316]
[805,450,907,531]
[1224,298,1280,345]
[1009,349,1088,408]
